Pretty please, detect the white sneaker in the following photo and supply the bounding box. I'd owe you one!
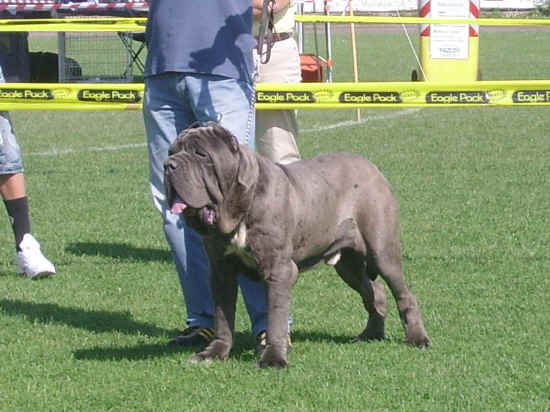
[16,234,56,279]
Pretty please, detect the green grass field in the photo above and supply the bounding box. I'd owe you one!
[1,28,549,411]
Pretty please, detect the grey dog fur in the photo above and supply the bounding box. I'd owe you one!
[164,122,431,368]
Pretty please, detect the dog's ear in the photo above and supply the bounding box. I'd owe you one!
[169,136,185,156]
[210,123,239,153]
[208,124,256,190]
[236,146,259,191]
[169,123,204,155]
[215,144,259,234]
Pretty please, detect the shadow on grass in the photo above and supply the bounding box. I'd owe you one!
[290,329,359,345]
[289,329,405,346]
[65,242,171,262]
[73,331,258,362]
[72,329,387,363]
[73,342,191,361]
[0,298,170,337]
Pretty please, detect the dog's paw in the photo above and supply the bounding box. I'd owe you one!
[256,358,288,369]
[352,333,385,343]
[404,323,431,348]
[256,344,288,369]
[355,330,385,342]
[189,340,230,364]
[355,317,385,342]
[406,332,432,348]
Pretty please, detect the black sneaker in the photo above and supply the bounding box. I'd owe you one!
[168,326,215,346]
[255,330,292,356]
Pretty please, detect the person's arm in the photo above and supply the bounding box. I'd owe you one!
[252,0,290,17]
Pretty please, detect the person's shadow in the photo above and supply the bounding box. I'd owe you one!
[1,241,178,360]
[0,298,169,338]
[188,13,254,84]
[187,12,256,133]
[65,241,171,263]
[2,295,380,362]
[72,331,260,362]
[0,297,199,361]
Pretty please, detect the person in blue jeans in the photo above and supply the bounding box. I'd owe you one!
[142,0,287,353]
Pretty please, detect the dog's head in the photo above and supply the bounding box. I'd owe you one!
[164,122,258,235]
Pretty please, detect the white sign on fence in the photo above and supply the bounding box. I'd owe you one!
[299,0,545,12]
[430,0,469,59]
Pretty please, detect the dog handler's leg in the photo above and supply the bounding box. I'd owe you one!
[257,261,298,369]
[190,267,238,363]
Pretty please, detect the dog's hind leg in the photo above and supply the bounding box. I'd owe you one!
[367,247,431,347]
[334,249,387,341]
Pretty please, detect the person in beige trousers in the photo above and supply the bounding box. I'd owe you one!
[253,0,302,165]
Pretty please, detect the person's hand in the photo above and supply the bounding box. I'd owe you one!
[252,0,290,17]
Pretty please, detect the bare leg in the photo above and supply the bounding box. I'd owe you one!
[0,173,26,200]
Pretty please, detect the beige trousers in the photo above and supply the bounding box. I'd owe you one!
[254,37,302,165]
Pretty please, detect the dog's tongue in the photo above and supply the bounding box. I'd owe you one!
[171,195,188,215]
[171,202,187,215]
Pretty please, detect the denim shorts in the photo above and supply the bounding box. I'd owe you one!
[0,65,23,175]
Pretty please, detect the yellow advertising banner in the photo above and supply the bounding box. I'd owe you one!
[1,81,550,111]
[1,16,550,32]
[0,17,146,32]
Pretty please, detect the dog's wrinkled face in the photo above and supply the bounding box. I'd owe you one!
[164,122,241,233]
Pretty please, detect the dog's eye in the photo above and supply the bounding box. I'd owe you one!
[194,148,208,159]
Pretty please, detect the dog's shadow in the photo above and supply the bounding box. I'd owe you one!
[1,297,392,362]
[1,298,389,362]
[72,330,379,363]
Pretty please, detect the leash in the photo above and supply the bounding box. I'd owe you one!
[257,0,275,64]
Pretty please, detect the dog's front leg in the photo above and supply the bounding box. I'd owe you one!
[190,262,238,363]
[257,261,298,369]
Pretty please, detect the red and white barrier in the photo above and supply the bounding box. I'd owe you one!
[417,0,480,81]
[419,0,480,37]
[0,1,149,12]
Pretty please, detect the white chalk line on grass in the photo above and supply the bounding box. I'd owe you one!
[27,108,420,157]
[27,142,147,157]
[300,108,421,133]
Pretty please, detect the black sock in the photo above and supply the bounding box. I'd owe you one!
[4,197,31,252]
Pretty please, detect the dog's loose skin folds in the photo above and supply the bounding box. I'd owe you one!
[164,122,431,369]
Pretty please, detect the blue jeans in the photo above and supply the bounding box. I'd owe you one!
[143,72,268,336]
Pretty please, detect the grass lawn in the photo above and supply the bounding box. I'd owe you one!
[0,27,549,411]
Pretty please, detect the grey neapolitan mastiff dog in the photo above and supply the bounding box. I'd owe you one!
[164,122,431,368]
